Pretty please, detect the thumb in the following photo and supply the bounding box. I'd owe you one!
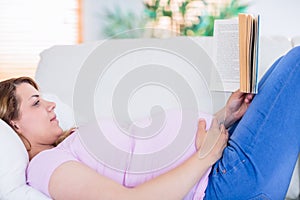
[195,119,207,150]
[198,118,207,131]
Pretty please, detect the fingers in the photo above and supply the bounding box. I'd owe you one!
[213,122,228,150]
[198,118,207,131]
[198,118,224,159]
[244,93,255,103]
[234,89,244,97]
[195,118,220,150]
[210,118,220,130]
[215,124,229,153]
[231,89,255,106]
[234,89,255,101]
[195,119,207,150]
[197,117,229,164]
[204,123,228,164]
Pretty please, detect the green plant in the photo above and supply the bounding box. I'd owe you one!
[101,0,249,38]
[144,0,249,36]
[102,6,146,38]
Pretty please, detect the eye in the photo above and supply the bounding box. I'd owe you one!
[33,100,40,106]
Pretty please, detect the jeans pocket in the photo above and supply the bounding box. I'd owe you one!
[211,147,247,177]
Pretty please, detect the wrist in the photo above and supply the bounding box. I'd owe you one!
[193,152,214,167]
[197,152,217,167]
[217,106,236,129]
[214,107,229,128]
[196,143,220,167]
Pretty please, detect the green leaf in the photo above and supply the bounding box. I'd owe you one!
[104,0,249,38]
[162,9,172,17]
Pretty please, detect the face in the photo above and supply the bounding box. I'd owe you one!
[13,83,63,146]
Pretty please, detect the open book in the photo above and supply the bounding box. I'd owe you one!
[211,13,260,94]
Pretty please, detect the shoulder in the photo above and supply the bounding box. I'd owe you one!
[26,145,78,197]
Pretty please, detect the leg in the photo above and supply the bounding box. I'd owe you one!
[205,46,300,199]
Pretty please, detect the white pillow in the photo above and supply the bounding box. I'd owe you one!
[0,119,51,200]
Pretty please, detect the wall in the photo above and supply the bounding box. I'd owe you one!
[83,0,300,41]
[247,0,300,38]
[83,0,144,41]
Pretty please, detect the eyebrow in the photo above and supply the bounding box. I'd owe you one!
[28,94,39,100]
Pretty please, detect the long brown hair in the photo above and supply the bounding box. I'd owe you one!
[0,76,73,150]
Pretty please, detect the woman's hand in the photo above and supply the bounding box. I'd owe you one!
[195,118,228,165]
[224,90,254,128]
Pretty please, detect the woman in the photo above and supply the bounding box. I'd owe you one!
[0,76,229,199]
[1,45,300,199]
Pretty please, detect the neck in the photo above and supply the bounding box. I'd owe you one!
[28,144,54,160]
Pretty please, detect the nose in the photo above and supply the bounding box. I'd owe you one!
[46,100,56,112]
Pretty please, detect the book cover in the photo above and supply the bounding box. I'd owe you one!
[239,13,260,93]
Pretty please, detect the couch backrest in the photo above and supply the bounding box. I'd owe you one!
[36,37,218,124]
[292,36,300,47]
[258,36,292,79]
[35,36,293,113]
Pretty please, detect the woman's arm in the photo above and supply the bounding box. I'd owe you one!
[214,90,255,129]
[49,120,228,200]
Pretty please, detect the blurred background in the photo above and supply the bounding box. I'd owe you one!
[1,0,300,81]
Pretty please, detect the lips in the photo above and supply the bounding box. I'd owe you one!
[50,115,57,122]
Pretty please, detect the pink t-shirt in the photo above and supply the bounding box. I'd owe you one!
[27,111,212,199]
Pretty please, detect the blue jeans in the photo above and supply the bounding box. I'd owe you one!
[204,46,300,199]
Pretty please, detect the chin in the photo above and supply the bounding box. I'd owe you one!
[52,126,63,137]
[58,127,64,135]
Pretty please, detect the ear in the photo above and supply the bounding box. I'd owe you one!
[10,121,20,131]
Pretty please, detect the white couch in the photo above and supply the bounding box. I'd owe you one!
[0,36,299,199]
[35,36,299,199]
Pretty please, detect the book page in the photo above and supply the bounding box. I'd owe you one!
[211,18,239,92]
